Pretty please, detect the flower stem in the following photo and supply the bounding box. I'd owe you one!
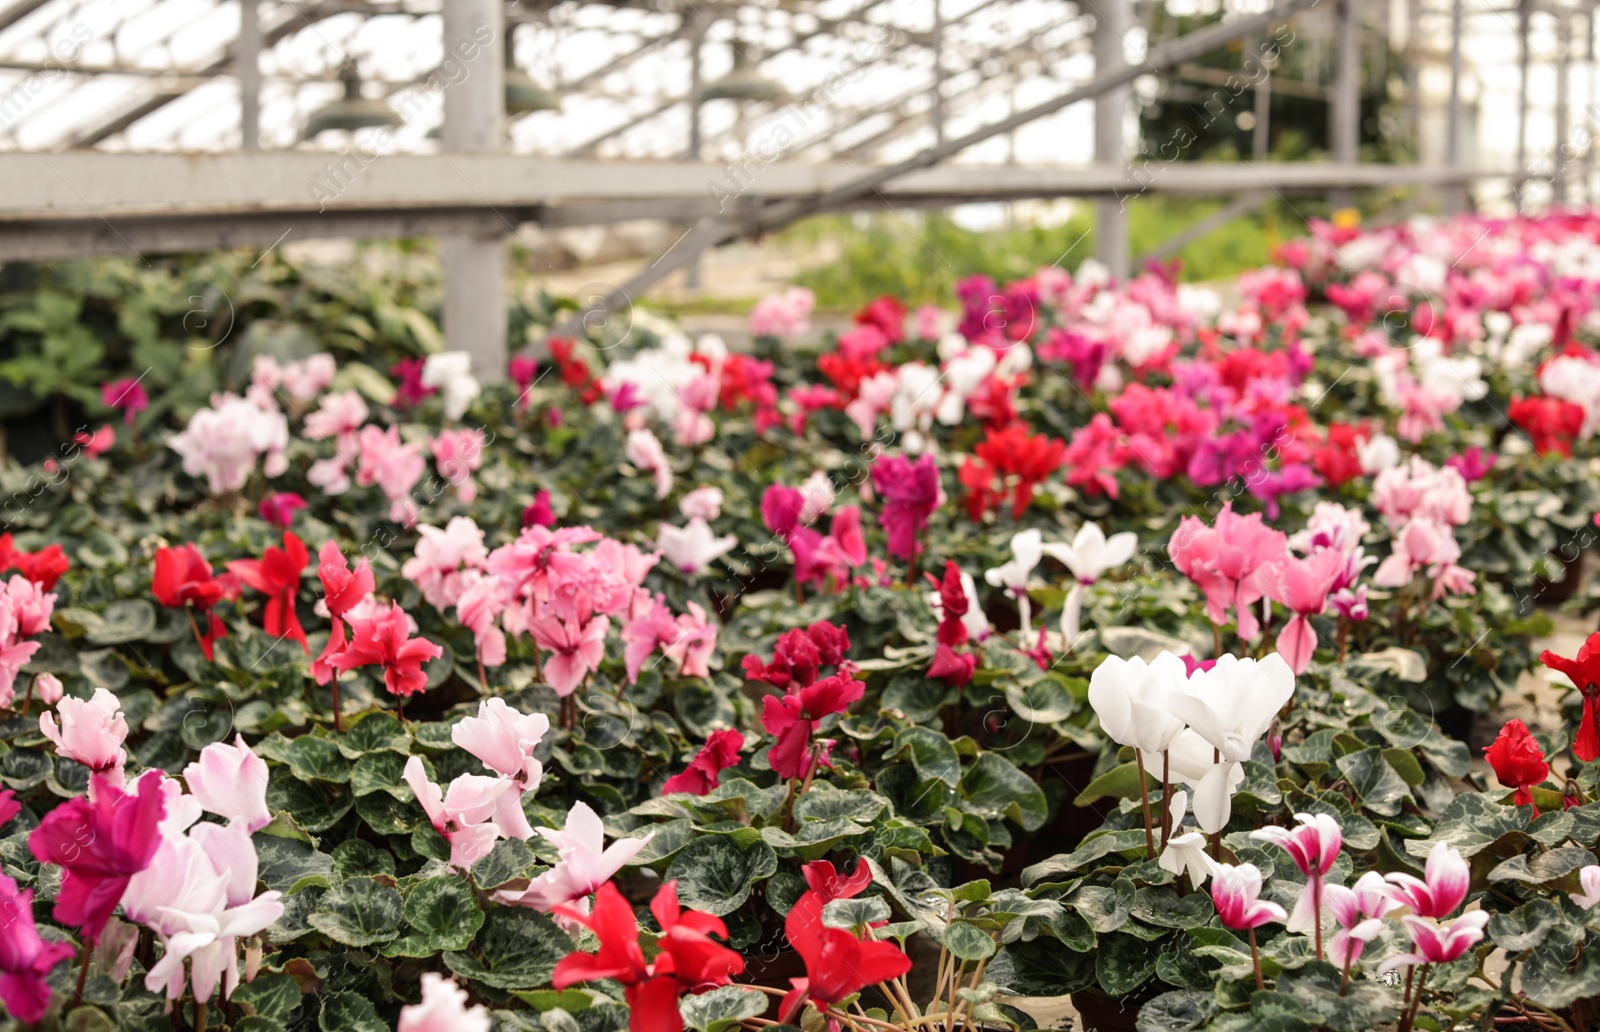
[194,998,207,1032]
[73,942,90,1007]
[1399,965,1430,1032]
[185,605,207,655]
[1313,877,1323,962]
[1340,951,1353,996]
[1159,751,1172,847]
[1248,926,1264,991]
[331,672,342,733]
[1135,748,1155,859]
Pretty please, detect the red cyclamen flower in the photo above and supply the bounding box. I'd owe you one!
[228,530,310,653]
[552,881,743,1032]
[761,672,864,780]
[0,535,71,591]
[780,859,910,1023]
[1484,718,1549,812]
[661,729,744,796]
[1540,632,1600,762]
[327,601,443,698]
[151,543,237,660]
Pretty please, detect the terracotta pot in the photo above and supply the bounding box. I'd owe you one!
[1071,991,1143,1032]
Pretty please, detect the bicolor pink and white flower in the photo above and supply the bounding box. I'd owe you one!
[1385,842,1471,919]
[1210,862,1287,931]
[1250,812,1342,933]
[492,801,653,914]
[1324,872,1402,968]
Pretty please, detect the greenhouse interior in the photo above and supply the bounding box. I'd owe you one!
[5,0,1600,1030]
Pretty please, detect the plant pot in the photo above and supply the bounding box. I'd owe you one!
[1071,990,1142,1032]
[1535,548,1585,605]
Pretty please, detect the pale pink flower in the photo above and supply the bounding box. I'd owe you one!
[182,735,272,832]
[625,428,673,499]
[169,392,289,494]
[451,698,549,790]
[40,687,127,777]
[4,575,55,637]
[455,570,511,668]
[679,487,724,521]
[303,390,368,440]
[1324,872,1402,968]
[656,518,738,576]
[399,973,491,1032]
[431,428,486,503]
[492,801,653,912]
[34,673,63,706]
[356,425,426,525]
[403,517,488,610]
[1571,865,1600,909]
[748,286,814,341]
[402,757,531,871]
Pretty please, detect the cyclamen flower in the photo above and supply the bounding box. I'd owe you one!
[1210,863,1287,931]
[1324,872,1402,968]
[761,672,864,780]
[40,687,128,782]
[679,486,724,521]
[431,428,486,502]
[1087,652,1190,756]
[870,453,941,560]
[29,772,165,944]
[1483,718,1549,812]
[748,286,815,341]
[661,729,744,796]
[227,530,310,653]
[1385,842,1470,919]
[402,757,531,871]
[355,425,426,526]
[0,536,70,591]
[1570,865,1600,909]
[399,973,491,1032]
[1260,547,1345,674]
[102,378,149,424]
[402,517,488,611]
[780,872,910,1023]
[1169,503,1288,641]
[1379,912,1490,971]
[327,602,444,698]
[421,352,481,420]
[523,490,556,528]
[0,873,76,1022]
[656,518,737,575]
[452,697,549,789]
[312,541,375,685]
[1167,654,1296,833]
[927,563,988,645]
[742,622,851,689]
[1539,632,1600,762]
[1042,521,1137,645]
[182,734,272,832]
[625,429,673,499]
[169,391,289,494]
[552,881,744,1031]
[986,529,1045,638]
[493,801,653,913]
[528,615,609,697]
[258,492,307,529]
[252,353,335,402]
[1250,812,1341,935]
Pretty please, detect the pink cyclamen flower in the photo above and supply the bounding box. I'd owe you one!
[661,729,745,796]
[257,492,307,529]
[431,428,486,503]
[28,773,165,944]
[528,614,609,697]
[1210,862,1287,931]
[34,673,63,706]
[0,873,77,1022]
[491,801,653,913]
[39,687,128,781]
[1385,841,1471,918]
[0,789,17,829]
[402,757,531,872]
[656,518,738,575]
[402,517,488,611]
[1379,912,1490,971]
[1250,811,1342,932]
[451,698,550,790]
[399,972,491,1032]
[1323,871,1403,968]
[73,425,115,458]
[1262,549,1344,674]
[680,486,724,522]
[625,429,673,499]
[182,734,272,832]
[870,453,942,561]
[102,378,149,424]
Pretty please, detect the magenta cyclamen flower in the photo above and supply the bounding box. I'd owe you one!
[1380,912,1490,971]
[28,773,165,944]
[1250,811,1342,929]
[1210,862,1287,931]
[102,378,149,424]
[0,872,76,1022]
[1324,872,1402,968]
[1384,841,1470,918]
[870,453,941,561]
[1262,549,1345,675]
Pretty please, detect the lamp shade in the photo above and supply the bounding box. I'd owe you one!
[303,67,399,140]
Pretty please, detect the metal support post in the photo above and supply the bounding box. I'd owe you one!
[1093,0,1130,280]
[1331,0,1360,210]
[238,0,260,150]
